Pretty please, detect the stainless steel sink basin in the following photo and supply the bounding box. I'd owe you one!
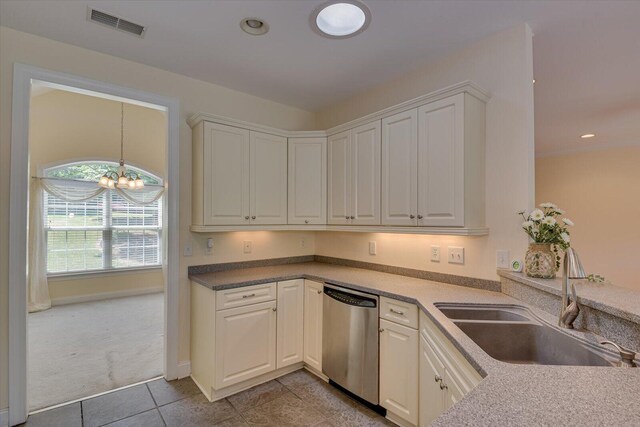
[438,306,529,322]
[454,322,614,367]
[435,304,616,367]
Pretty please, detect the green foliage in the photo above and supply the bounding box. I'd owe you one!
[47,162,160,184]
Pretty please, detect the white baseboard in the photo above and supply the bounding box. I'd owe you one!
[0,408,8,427]
[51,287,163,306]
[177,361,191,379]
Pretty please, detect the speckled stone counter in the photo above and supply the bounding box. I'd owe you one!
[189,262,640,426]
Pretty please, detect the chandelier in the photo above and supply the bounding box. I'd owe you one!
[98,103,144,190]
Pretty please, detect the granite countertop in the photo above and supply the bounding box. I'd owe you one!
[189,262,640,426]
[498,270,640,324]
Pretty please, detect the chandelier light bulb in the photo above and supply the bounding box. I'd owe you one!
[135,176,145,189]
[107,177,115,189]
[128,178,136,189]
[98,174,109,188]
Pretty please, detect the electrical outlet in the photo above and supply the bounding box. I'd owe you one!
[496,250,510,269]
[448,246,465,264]
[183,239,192,257]
[369,241,377,255]
[243,240,252,254]
[300,238,306,249]
[430,245,441,262]
[206,238,214,256]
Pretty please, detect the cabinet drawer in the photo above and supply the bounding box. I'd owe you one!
[216,283,277,310]
[380,297,418,329]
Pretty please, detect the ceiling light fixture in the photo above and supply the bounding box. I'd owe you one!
[580,133,596,139]
[240,17,269,35]
[311,1,371,39]
[98,103,144,190]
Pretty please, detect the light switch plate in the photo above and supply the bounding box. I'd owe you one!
[496,250,510,269]
[369,241,377,255]
[430,246,441,262]
[243,241,252,254]
[183,239,192,257]
[205,238,214,256]
[448,246,465,264]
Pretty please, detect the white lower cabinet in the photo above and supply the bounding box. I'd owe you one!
[214,300,277,389]
[303,280,324,372]
[380,317,419,426]
[418,311,482,426]
[276,279,304,368]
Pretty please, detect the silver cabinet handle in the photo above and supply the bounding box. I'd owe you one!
[242,293,256,299]
[251,216,256,220]
[439,381,448,390]
[389,308,405,316]
[434,375,442,383]
[272,307,277,312]
[417,214,423,219]
[379,328,385,333]
[245,216,250,220]
[350,216,355,219]
[305,220,309,224]
[409,214,415,219]
[345,216,350,220]
[317,290,322,294]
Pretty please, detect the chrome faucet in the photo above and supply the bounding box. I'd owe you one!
[559,248,586,329]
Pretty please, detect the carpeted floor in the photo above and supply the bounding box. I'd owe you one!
[28,292,164,411]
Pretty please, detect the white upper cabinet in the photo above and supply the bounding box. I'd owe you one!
[382,109,418,226]
[250,131,287,225]
[327,130,351,225]
[328,121,381,225]
[288,137,327,225]
[201,122,251,226]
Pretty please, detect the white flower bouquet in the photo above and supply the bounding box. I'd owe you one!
[519,203,573,270]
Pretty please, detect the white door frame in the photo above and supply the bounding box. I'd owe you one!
[8,63,181,426]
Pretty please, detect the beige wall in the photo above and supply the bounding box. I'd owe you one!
[315,24,535,281]
[30,90,166,302]
[536,145,640,291]
[0,26,317,410]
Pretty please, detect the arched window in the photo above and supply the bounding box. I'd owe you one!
[43,161,163,274]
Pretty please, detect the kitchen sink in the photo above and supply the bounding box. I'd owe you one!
[435,304,616,367]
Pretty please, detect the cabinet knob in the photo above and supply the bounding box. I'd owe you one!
[409,214,415,219]
[345,216,350,220]
[305,220,309,224]
[245,216,250,220]
[417,214,423,219]
[317,290,322,294]
[379,328,385,333]
[434,375,442,383]
[439,381,448,390]
[251,216,256,220]
[272,307,277,312]
[350,216,355,220]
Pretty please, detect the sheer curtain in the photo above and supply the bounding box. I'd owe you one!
[28,177,165,312]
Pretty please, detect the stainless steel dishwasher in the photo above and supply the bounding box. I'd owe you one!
[322,283,379,405]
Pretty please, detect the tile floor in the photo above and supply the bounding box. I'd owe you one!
[21,369,395,427]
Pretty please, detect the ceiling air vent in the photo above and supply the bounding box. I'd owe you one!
[88,8,146,37]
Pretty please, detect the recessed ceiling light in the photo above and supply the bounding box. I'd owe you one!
[240,17,269,36]
[581,134,596,139]
[311,1,371,39]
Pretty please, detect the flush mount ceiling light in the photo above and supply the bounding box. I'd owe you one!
[240,17,269,35]
[311,1,371,39]
[580,133,596,139]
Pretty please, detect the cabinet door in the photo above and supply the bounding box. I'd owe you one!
[419,335,446,427]
[203,122,250,225]
[250,131,288,225]
[350,121,381,225]
[380,319,419,426]
[327,131,351,224]
[444,368,465,411]
[418,94,464,226]
[215,300,277,389]
[303,280,323,372]
[382,109,418,226]
[288,138,327,225]
[277,280,304,369]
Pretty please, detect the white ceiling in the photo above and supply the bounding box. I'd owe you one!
[1,0,639,154]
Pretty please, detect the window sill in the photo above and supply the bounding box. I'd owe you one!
[47,266,163,281]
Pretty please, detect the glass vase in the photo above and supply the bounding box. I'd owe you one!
[524,243,556,279]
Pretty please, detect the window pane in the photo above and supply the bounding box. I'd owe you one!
[44,193,104,229]
[111,193,160,228]
[46,230,104,273]
[112,229,160,268]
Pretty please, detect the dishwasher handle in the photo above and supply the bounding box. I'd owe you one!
[324,286,377,308]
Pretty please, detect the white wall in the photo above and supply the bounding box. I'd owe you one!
[315,24,535,281]
[537,145,640,291]
[0,26,317,411]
